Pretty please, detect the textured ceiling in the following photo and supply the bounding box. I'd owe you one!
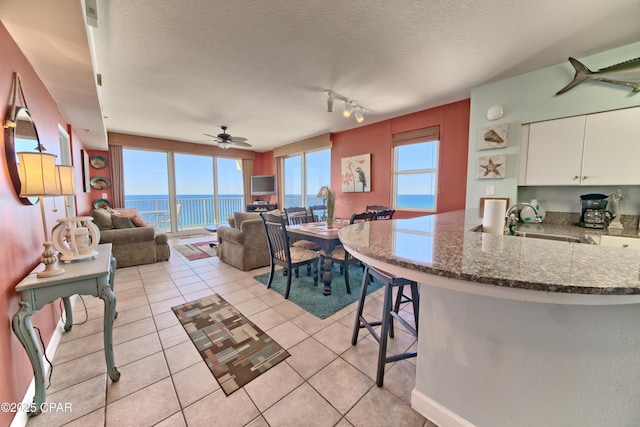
[2,1,640,151]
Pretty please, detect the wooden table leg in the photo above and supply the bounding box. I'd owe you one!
[12,302,45,417]
[99,284,121,382]
[321,251,333,296]
[62,297,73,331]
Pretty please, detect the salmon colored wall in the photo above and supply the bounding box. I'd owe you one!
[0,22,89,425]
[95,103,471,217]
[253,151,278,204]
[256,99,470,220]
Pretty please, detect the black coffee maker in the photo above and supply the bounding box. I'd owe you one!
[579,193,610,228]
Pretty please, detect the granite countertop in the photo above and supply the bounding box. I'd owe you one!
[338,209,640,295]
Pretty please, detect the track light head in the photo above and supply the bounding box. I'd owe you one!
[327,92,334,112]
[354,107,364,123]
[343,101,353,118]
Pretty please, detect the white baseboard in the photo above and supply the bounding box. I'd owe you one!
[411,388,476,427]
[10,296,76,427]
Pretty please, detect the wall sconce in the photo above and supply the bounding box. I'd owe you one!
[325,90,370,123]
[17,151,65,277]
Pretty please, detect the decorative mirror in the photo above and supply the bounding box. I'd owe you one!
[4,107,42,205]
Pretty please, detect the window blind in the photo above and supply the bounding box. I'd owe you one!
[391,126,440,147]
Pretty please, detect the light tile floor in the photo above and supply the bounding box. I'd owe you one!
[26,236,437,427]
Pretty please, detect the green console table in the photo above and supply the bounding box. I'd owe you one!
[12,243,120,417]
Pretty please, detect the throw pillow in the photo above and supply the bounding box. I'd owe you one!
[130,214,148,227]
[113,208,139,217]
[112,215,135,229]
[91,208,114,230]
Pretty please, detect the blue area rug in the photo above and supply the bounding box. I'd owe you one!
[253,265,383,319]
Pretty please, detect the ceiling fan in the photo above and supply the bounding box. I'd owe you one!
[204,126,251,150]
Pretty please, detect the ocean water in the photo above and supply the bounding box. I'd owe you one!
[125,193,435,229]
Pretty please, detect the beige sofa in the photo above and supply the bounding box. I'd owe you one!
[90,208,170,268]
[217,211,273,271]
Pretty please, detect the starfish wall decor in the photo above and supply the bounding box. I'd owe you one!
[477,155,506,179]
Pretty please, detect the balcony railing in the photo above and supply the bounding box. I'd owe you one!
[125,196,244,232]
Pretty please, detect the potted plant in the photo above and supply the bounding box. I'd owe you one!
[326,188,335,228]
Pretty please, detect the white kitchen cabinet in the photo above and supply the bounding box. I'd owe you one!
[581,107,640,185]
[523,106,640,186]
[525,116,585,185]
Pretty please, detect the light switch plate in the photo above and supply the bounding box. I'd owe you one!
[102,192,108,198]
[486,185,495,196]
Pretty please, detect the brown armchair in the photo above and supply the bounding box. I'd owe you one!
[217,211,274,271]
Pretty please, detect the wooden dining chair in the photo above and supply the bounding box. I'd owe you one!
[284,207,319,251]
[309,205,326,222]
[373,209,395,220]
[366,205,389,213]
[329,211,375,293]
[260,211,320,299]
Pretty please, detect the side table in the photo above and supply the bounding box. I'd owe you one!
[12,244,120,417]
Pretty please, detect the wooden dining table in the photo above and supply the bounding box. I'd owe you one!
[286,221,347,296]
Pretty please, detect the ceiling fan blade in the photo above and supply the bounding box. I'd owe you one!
[231,141,252,147]
[229,136,248,143]
[203,133,219,139]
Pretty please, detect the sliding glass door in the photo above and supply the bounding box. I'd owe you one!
[123,149,171,231]
[283,149,330,208]
[123,149,243,234]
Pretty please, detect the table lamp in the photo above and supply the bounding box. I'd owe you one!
[17,151,65,278]
[51,164,100,262]
[317,186,330,220]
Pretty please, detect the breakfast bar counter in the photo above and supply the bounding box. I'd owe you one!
[338,209,640,426]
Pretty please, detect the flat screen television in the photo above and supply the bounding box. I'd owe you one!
[251,175,277,196]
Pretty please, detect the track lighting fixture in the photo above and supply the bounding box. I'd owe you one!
[354,107,364,123]
[324,90,370,124]
[343,101,353,118]
[327,92,334,112]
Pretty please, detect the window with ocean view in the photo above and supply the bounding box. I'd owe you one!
[393,140,438,211]
[283,149,330,208]
[123,149,244,233]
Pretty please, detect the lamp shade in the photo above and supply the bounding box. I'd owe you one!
[317,185,330,199]
[17,152,60,197]
[55,165,76,195]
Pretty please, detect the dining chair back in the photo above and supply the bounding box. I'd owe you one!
[330,211,375,293]
[260,211,319,299]
[350,211,375,223]
[309,205,326,222]
[366,205,389,213]
[373,209,396,220]
[285,207,313,225]
[284,207,319,250]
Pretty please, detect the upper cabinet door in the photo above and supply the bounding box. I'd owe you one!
[525,116,586,185]
[582,107,640,185]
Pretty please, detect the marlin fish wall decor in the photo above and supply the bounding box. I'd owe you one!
[556,56,640,95]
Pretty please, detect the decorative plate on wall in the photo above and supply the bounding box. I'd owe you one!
[93,199,111,208]
[90,155,108,169]
[90,176,111,190]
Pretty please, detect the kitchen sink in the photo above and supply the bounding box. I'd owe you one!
[512,231,597,244]
[471,225,596,244]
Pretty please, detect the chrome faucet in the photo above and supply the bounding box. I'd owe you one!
[505,203,541,235]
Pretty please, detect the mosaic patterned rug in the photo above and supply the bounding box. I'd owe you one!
[172,294,290,395]
[174,241,216,261]
[253,264,383,319]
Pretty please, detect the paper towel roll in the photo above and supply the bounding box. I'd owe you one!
[482,199,507,234]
